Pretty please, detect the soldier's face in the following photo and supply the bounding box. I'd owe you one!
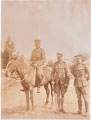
[35,42,40,48]
[57,56,62,61]
[76,58,82,64]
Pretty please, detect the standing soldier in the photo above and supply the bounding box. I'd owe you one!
[30,40,46,93]
[71,55,89,117]
[52,53,70,112]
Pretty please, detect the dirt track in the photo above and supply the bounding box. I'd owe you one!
[1,75,89,119]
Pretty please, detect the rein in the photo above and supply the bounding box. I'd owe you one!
[11,72,28,83]
[6,60,30,84]
[13,61,29,83]
[12,77,25,83]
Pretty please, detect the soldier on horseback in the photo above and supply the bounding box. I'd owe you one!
[51,53,70,112]
[20,40,46,93]
[29,40,46,93]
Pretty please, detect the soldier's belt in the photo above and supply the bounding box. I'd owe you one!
[55,71,65,73]
[76,76,87,79]
[33,58,41,60]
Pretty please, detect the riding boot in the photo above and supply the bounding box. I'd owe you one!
[20,89,25,92]
[37,87,40,93]
[84,101,89,117]
[57,97,61,112]
[76,100,82,114]
[37,77,40,93]
[61,97,66,113]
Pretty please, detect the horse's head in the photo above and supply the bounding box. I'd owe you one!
[46,60,54,68]
[5,60,18,77]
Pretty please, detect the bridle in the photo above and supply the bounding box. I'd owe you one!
[6,61,28,83]
[11,72,28,83]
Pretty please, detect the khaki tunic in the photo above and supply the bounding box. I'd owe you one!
[71,63,89,102]
[30,48,46,66]
[53,61,69,85]
[72,63,89,87]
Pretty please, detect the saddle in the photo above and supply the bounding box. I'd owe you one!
[25,65,52,87]
[36,66,52,85]
[25,66,36,86]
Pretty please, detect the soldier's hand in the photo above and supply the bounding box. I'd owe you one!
[33,64,37,67]
[64,84,68,87]
[51,81,55,85]
[87,77,90,81]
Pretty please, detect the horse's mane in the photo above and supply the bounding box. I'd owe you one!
[15,60,28,74]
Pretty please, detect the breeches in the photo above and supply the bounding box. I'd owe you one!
[75,85,89,102]
[54,84,68,97]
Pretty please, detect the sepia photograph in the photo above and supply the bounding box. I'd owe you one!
[1,0,90,119]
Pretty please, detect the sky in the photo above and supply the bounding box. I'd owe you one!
[1,0,91,61]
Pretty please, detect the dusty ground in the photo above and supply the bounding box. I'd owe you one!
[1,74,89,119]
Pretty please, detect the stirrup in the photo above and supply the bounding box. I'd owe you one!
[20,89,25,92]
[37,88,40,93]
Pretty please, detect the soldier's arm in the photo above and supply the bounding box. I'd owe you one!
[51,63,56,84]
[65,63,70,85]
[33,48,46,66]
[71,65,75,76]
[85,64,90,80]
[36,49,46,66]
[65,63,70,78]
[30,50,34,61]
[29,50,35,65]
[41,48,46,63]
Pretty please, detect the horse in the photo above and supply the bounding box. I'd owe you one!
[5,60,54,113]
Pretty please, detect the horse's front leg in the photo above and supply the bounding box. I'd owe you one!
[49,83,55,109]
[50,83,54,105]
[25,89,30,112]
[44,83,50,105]
[30,86,34,111]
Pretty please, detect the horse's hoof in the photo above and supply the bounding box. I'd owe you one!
[44,104,49,108]
[24,111,30,114]
[54,109,65,114]
[32,106,35,110]
[31,108,35,113]
[61,110,66,114]
[54,110,60,114]
[45,102,48,105]
[49,104,55,109]
[24,109,35,114]
[44,102,49,106]
[49,106,52,109]
[30,110,35,113]
[83,112,89,117]
[73,111,82,115]
[49,106,54,109]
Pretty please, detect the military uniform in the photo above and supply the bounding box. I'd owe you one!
[52,53,70,112]
[30,48,46,66]
[71,55,89,116]
[53,61,69,95]
[30,40,46,93]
